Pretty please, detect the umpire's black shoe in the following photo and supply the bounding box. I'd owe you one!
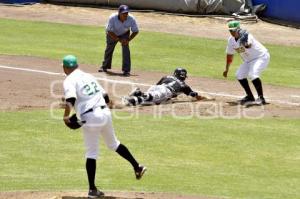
[239,95,255,105]
[88,188,104,198]
[123,71,130,77]
[98,67,107,72]
[135,165,147,180]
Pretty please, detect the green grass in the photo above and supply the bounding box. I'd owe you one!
[0,18,299,87]
[0,110,299,199]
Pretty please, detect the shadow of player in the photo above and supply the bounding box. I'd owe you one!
[106,71,138,77]
[226,101,240,106]
[62,195,143,199]
[226,100,270,108]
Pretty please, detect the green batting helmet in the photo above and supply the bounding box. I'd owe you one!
[228,21,240,31]
[63,55,78,68]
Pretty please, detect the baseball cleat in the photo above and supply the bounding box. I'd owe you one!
[88,188,104,198]
[135,165,147,180]
[245,96,268,108]
[255,96,267,105]
[129,87,142,97]
[121,97,131,106]
[123,71,130,77]
[239,95,255,105]
[98,67,107,73]
[122,96,137,106]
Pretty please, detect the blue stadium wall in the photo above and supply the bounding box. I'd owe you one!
[253,0,300,24]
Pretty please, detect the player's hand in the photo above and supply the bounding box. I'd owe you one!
[120,39,129,46]
[108,100,114,109]
[63,117,70,125]
[195,95,206,101]
[223,70,228,78]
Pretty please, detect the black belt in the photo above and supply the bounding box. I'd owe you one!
[81,105,107,116]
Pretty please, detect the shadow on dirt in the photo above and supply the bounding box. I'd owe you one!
[62,196,143,199]
[105,71,138,77]
[226,101,240,106]
[226,100,270,108]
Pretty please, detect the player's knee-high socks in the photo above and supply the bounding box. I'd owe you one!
[86,158,96,190]
[252,78,263,97]
[116,144,139,170]
[238,78,254,98]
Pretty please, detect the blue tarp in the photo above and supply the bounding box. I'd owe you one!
[252,0,300,24]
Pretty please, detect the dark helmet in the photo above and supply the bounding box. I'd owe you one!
[174,67,187,81]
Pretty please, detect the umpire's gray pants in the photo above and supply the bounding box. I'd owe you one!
[101,31,131,73]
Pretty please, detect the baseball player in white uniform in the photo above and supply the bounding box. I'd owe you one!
[62,55,146,198]
[223,21,270,105]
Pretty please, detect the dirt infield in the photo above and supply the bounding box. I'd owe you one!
[0,55,299,118]
[0,191,223,199]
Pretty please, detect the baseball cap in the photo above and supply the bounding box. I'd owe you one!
[228,21,240,31]
[118,5,130,14]
[63,55,78,68]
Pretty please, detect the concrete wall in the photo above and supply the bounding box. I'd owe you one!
[45,0,246,15]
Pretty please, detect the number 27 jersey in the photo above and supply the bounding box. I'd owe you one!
[63,69,107,115]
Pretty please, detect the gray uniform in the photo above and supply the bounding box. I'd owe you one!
[101,13,139,73]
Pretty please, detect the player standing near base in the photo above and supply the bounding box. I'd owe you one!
[62,55,146,198]
[223,21,270,105]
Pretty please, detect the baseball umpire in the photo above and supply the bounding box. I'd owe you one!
[62,55,146,198]
[123,67,204,106]
[99,5,139,77]
[223,20,270,105]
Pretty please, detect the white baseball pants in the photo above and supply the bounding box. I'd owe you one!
[80,107,120,159]
[236,52,270,80]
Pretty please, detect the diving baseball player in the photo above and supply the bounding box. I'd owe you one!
[62,55,146,198]
[123,67,204,106]
[223,20,270,105]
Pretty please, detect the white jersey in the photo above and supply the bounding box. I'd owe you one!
[63,69,107,115]
[226,33,268,63]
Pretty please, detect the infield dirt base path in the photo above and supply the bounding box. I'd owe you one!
[0,55,299,118]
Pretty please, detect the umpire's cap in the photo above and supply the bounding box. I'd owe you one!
[63,55,78,68]
[118,5,130,14]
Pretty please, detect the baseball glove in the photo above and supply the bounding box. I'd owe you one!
[65,114,85,130]
[195,95,206,101]
[238,29,249,46]
[107,99,115,109]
